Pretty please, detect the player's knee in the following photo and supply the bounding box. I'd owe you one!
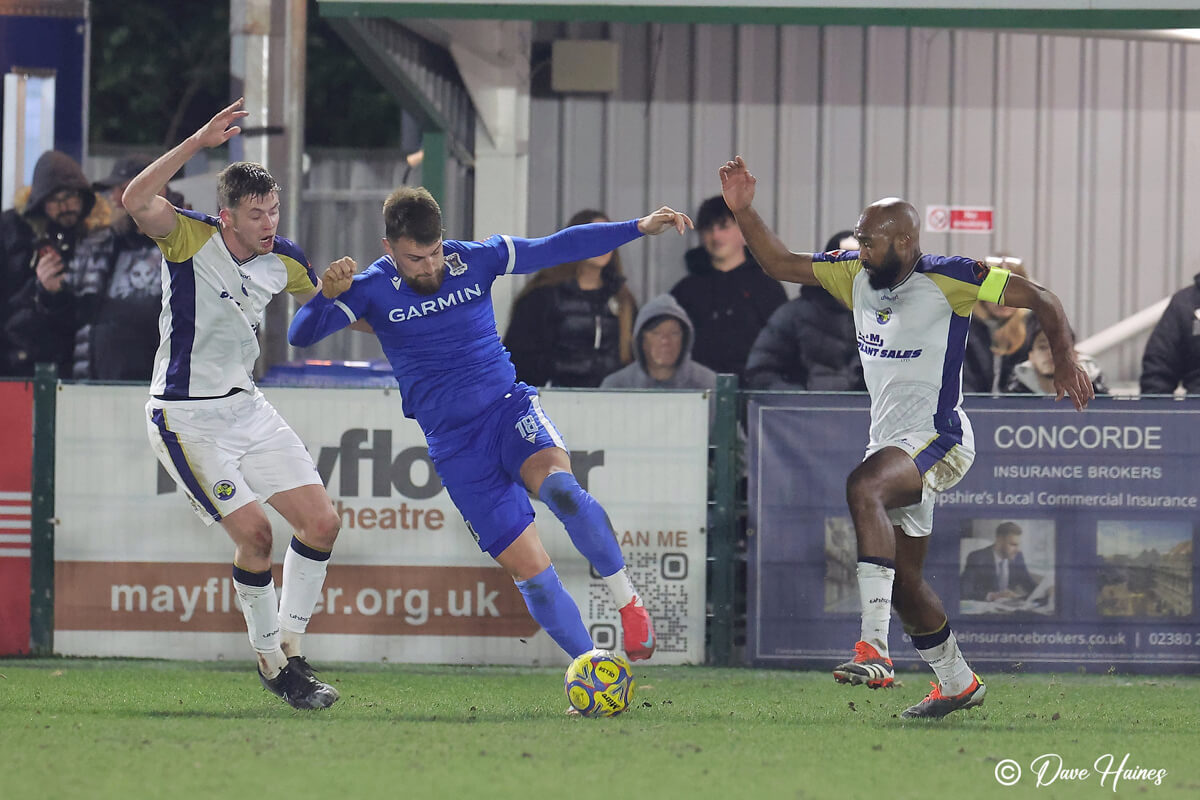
[539,470,587,517]
[306,508,341,549]
[241,522,274,560]
[844,469,879,509]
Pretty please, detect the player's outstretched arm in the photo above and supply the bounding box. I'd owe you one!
[125,99,249,239]
[999,273,1094,410]
[288,257,360,347]
[719,156,817,285]
[508,211,688,275]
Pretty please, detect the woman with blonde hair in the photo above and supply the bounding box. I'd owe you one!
[504,209,638,386]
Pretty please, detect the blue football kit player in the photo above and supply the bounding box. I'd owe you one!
[720,155,1093,718]
[289,186,693,663]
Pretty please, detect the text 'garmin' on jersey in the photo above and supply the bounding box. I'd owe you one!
[387,284,484,322]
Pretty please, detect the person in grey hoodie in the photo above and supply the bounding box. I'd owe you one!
[601,293,717,390]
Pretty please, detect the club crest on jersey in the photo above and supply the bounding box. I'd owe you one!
[213,480,236,501]
[445,252,467,276]
[876,307,893,325]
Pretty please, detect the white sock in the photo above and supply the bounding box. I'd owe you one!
[603,568,637,609]
[915,627,975,696]
[233,575,287,677]
[857,561,895,658]
[278,540,331,656]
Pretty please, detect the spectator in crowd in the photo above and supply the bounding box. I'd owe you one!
[960,521,1037,602]
[1,150,97,377]
[1139,271,1200,395]
[962,256,1033,395]
[67,157,182,380]
[744,230,865,391]
[1006,316,1107,396]
[504,209,637,387]
[671,195,786,380]
[600,293,716,390]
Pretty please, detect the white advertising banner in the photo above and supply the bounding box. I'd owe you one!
[53,385,709,666]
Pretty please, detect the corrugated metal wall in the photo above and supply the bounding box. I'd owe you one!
[527,23,1200,383]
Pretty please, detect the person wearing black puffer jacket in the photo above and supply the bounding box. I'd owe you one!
[0,150,97,377]
[1140,272,1200,395]
[504,209,637,387]
[670,195,787,380]
[745,230,865,391]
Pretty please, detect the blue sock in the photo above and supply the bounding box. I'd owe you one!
[515,564,593,658]
[538,471,625,577]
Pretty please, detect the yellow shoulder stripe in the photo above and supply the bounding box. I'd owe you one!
[151,212,216,263]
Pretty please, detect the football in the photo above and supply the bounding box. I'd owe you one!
[564,648,635,717]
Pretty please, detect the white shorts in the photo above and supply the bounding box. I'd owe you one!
[146,389,322,526]
[865,430,975,538]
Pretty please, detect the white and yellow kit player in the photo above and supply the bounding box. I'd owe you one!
[719,156,1094,718]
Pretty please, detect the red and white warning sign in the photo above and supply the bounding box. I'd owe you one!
[925,205,993,234]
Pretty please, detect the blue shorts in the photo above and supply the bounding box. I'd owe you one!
[427,383,566,558]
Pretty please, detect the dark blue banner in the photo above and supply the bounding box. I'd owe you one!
[747,394,1200,673]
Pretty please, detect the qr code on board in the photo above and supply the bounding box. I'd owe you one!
[586,551,690,653]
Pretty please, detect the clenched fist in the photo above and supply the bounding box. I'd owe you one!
[322,256,357,298]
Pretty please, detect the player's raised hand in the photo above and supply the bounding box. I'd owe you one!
[1053,359,1095,411]
[637,207,694,236]
[192,98,249,149]
[719,156,756,212]
[321,256,357,299]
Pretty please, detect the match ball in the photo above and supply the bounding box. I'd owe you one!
[565,648,635,717]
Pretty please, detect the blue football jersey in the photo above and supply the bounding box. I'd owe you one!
[289,221,643,435]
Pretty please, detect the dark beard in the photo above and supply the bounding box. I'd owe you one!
[865,246,904,290]
[407,272,445,296]
[866,264,903,290]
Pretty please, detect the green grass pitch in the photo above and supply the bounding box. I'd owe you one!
[1,659,1197,799]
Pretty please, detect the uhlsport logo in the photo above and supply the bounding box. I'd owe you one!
[213,480,236,501]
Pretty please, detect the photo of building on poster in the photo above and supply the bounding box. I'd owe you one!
[1096,521,1193,618]
[958,518,1056,616]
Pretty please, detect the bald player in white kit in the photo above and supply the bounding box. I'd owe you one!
[719,155,1093,718]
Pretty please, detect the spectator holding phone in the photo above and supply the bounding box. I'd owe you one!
[1,150,97,377]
